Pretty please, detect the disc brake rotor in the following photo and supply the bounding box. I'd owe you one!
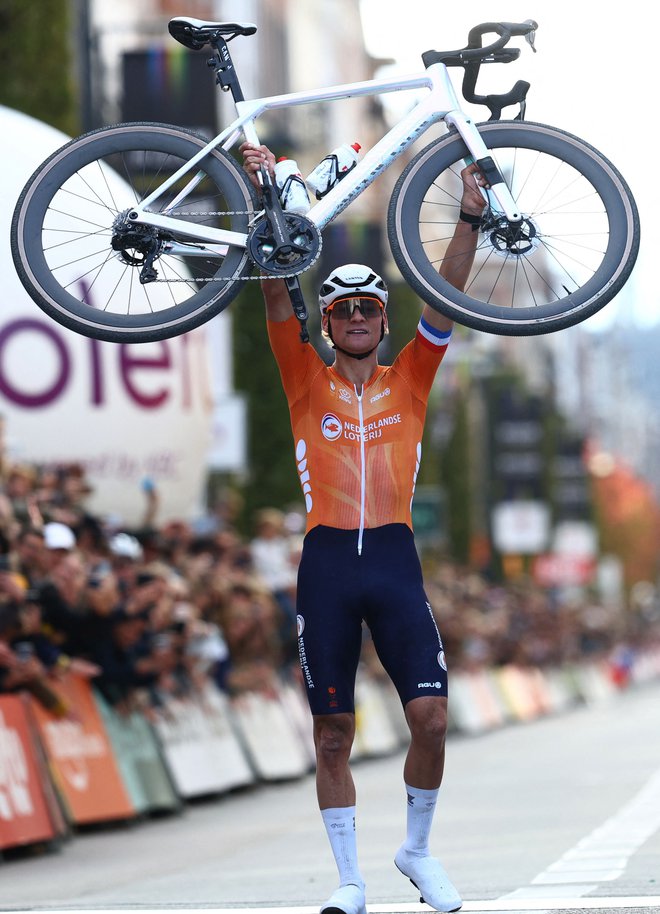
[486,214,539,257]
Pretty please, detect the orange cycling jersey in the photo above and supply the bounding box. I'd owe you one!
[268,313,451,548]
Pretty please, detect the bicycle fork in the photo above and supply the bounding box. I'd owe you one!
[447,110,522,222]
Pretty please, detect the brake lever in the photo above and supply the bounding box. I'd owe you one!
[524,20,538,53]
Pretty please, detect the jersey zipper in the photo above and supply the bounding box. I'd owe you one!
[356,385,366,555]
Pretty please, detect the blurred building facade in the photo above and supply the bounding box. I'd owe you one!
[547,325,660,494]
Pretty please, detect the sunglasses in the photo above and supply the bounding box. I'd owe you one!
[325,297,384,320]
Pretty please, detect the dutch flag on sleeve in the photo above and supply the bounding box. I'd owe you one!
[416,315,452,351]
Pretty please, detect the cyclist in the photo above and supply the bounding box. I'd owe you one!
[241,141,485,914]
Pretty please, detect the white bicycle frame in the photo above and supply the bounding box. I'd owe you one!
[131,61,522,258]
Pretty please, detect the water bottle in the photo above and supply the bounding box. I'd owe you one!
[274,157,311,215]
[306,142,361,199]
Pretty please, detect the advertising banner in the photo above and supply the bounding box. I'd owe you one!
[153,686,255,798]
[29,675,135,825]
[0,695,55,849]
[533,553,597,588]
[94,691,181,814]
[491,500,551,554]
[1,106,225,526]
[230,690,310,781]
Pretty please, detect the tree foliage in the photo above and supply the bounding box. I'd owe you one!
[231,281,304,527]
[591,461,660,588]
[0,0,77,134]
[439,389,472,563]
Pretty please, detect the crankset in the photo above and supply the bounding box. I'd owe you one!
[247,212,322,276]
[248,169,322,342]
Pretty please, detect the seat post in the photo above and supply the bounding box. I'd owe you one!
[208,37,245,102]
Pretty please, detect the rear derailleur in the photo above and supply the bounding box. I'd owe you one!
[111,211,168,284]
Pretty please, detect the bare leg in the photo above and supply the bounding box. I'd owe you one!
[314,712,356,808]
[403,696,448,789]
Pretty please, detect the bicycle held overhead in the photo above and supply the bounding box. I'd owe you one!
[10,17,639,343]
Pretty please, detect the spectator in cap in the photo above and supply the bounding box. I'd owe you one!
[32,537,91,661]
[43,521,76,552]
[108,531,145,599]
[39,521,82,616]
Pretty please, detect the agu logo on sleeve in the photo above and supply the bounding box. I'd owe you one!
[321,413,342,441]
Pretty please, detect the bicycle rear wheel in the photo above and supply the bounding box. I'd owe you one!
[388,121,640,335]
[11,122,257,343]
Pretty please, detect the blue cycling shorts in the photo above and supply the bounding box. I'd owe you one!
[295,524,448,716]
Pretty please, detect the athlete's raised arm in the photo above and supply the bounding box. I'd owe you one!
[422,163,487,333]
[240,141,292,322]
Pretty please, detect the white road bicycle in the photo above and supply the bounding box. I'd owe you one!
[11,17,640,344]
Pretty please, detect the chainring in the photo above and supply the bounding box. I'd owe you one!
[248,212,322,276]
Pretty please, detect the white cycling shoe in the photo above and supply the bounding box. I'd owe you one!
[394,848,462,912]
[320,882,367,914]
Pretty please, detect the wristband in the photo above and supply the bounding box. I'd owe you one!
[459,209,481,231]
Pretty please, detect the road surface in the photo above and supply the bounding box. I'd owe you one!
[1,680,659,914]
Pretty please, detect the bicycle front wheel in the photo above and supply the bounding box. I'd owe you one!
[11,122,257,343]
[388,121,640,335]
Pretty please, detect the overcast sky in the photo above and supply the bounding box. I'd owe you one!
[359,1,655,329]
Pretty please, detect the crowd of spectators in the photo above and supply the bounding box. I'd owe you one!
[0,458,301,717]
[0,454,657,720]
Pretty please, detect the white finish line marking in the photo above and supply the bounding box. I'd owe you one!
[496,764,660,911]
[0,895,660,914]
[3,903,660,914]
[530,766,660,888]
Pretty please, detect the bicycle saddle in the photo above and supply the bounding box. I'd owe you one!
[168,17,257,50]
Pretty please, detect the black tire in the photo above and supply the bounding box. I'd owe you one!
[388,121,640,335]
[11,122,257,343]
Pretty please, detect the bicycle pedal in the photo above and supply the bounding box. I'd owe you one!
[404,876,425,905]
[406,877,424,903]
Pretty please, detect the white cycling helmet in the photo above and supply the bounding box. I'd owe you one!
[319,263,388,313]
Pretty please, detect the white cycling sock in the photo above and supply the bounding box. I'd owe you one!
[321,806,364,887]
[402,783,439,857]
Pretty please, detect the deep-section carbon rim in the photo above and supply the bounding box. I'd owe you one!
[388,121,640,335]
[11,122,256,343]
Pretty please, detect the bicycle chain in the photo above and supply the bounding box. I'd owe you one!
[150,210,322,282]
